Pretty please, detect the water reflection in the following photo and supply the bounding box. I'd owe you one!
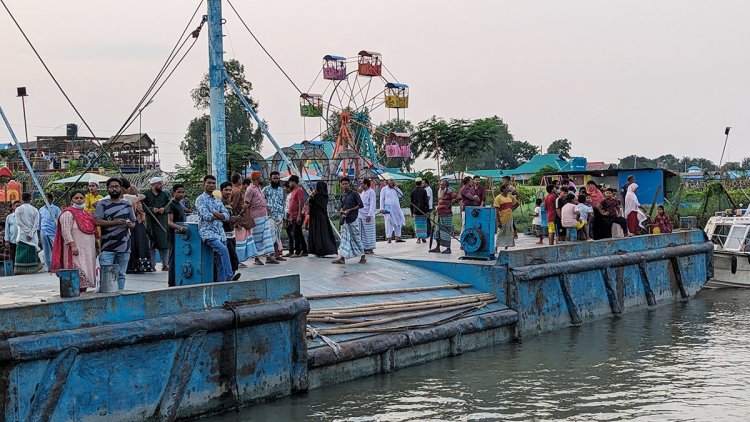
[208,289,750,421]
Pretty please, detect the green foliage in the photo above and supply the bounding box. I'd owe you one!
[528,165,559,186]
[181,59,264,177]
[619,154,724,172]
[411,115,538,174]
[547,139,572,159]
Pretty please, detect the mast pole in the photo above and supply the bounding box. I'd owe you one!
[208,0,227,183]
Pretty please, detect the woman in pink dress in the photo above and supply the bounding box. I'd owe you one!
[50,191,99,291]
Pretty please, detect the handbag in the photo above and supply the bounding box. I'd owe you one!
[237,207,256,231]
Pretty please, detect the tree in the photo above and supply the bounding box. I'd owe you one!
[411,115,536,174]
[529,165,559,186]
[180,59,263,176]
[547,139,572,159]
[742,157,750,170]
[372,119,415,171]
[618,155,657,169]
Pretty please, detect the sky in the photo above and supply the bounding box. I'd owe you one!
[1,0,749,172]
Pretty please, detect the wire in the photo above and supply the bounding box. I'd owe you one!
[225,0,302,94]
[1,0,120,169]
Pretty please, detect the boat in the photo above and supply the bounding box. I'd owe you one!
[704,209,750,287]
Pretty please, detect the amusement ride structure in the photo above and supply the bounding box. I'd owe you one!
[270,51,412,185]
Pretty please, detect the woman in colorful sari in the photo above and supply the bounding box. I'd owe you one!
[493,184,518,250]
[50,190,98,292]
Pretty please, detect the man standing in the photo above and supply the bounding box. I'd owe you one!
[459,176,480,236]
[245,171,280,265]
[473,175,486,206]
[166,184,188,286]
[424,178,434,212]
[429,180,460,254]
[332,177,365,265]
[262,171,287,261]
[380,178,406,242]
[220,182,240,276]
[287,175,308,257]
[143,177,171,271]
[4,201,20,264]
[358,178,377,254]
[195,175,234,282]
[282,181,295,256]
[84,181,102,213]
[94,178,136,289]
[38,192,61,270]
[410,177,430,243]
[14,193,43,275]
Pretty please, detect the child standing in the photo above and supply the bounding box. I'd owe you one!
[576,195,594,241]
[531,198,544,244]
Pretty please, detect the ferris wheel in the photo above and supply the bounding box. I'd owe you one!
[297,50,411,182]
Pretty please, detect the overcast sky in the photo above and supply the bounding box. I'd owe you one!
[1,0,748,172]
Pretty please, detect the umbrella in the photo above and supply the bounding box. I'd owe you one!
[51,173,111,185]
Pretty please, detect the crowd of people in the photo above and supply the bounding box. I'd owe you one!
[2,171,395,291]
[1,171,678,291]
[531,175,673,246]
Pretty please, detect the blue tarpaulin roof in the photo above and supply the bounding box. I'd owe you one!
[323,55,346,61]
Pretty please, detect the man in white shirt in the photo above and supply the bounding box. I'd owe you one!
[358,178,377,253]
[3,201,20,264]
[14,193,43,274]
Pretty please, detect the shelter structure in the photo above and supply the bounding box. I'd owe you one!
[546,168,680,205]
[0,132,159,175]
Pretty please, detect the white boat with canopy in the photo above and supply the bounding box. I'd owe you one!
[704,209,750,288]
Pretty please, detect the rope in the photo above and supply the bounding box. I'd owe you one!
[226,0,303,95]
[306,325,342,357]
[222,301,244,409]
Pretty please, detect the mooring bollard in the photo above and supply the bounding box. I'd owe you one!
[57,269,81,298]
[0,260,13,277]
[100,264,119,293]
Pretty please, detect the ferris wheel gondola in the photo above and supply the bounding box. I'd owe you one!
[296,50,411,184]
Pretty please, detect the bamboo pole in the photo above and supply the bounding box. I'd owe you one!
[311,293,494,313]
[309,295,496,318]
[314,301,495,335]
[305,284,474,300]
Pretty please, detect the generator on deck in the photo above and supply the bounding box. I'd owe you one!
[460,206,496,261]
[174,222,215,285]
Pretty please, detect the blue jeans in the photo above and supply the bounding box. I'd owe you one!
[204,237,233,282]
[99,251,131,290]
[41,234,54,270]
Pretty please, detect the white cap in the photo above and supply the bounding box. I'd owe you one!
[149,177,162,184]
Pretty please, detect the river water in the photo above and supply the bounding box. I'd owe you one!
[209,288,750,421]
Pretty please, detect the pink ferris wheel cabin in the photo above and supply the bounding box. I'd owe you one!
[322,55,347,80]
[357,50,382,77]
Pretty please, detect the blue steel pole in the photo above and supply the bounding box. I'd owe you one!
[0,104,51,210]
[225,74,295,176]
[208,0,227,183]
[225,74,340,239]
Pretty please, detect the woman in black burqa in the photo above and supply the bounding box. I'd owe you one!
[307,181,338,257]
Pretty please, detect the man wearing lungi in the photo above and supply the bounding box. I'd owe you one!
[379,178,406,243]
[358,178,377,254]
[262,171,287,261]
[332,177,365,265]
[410,177,430,244]
[14,192,43,275]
